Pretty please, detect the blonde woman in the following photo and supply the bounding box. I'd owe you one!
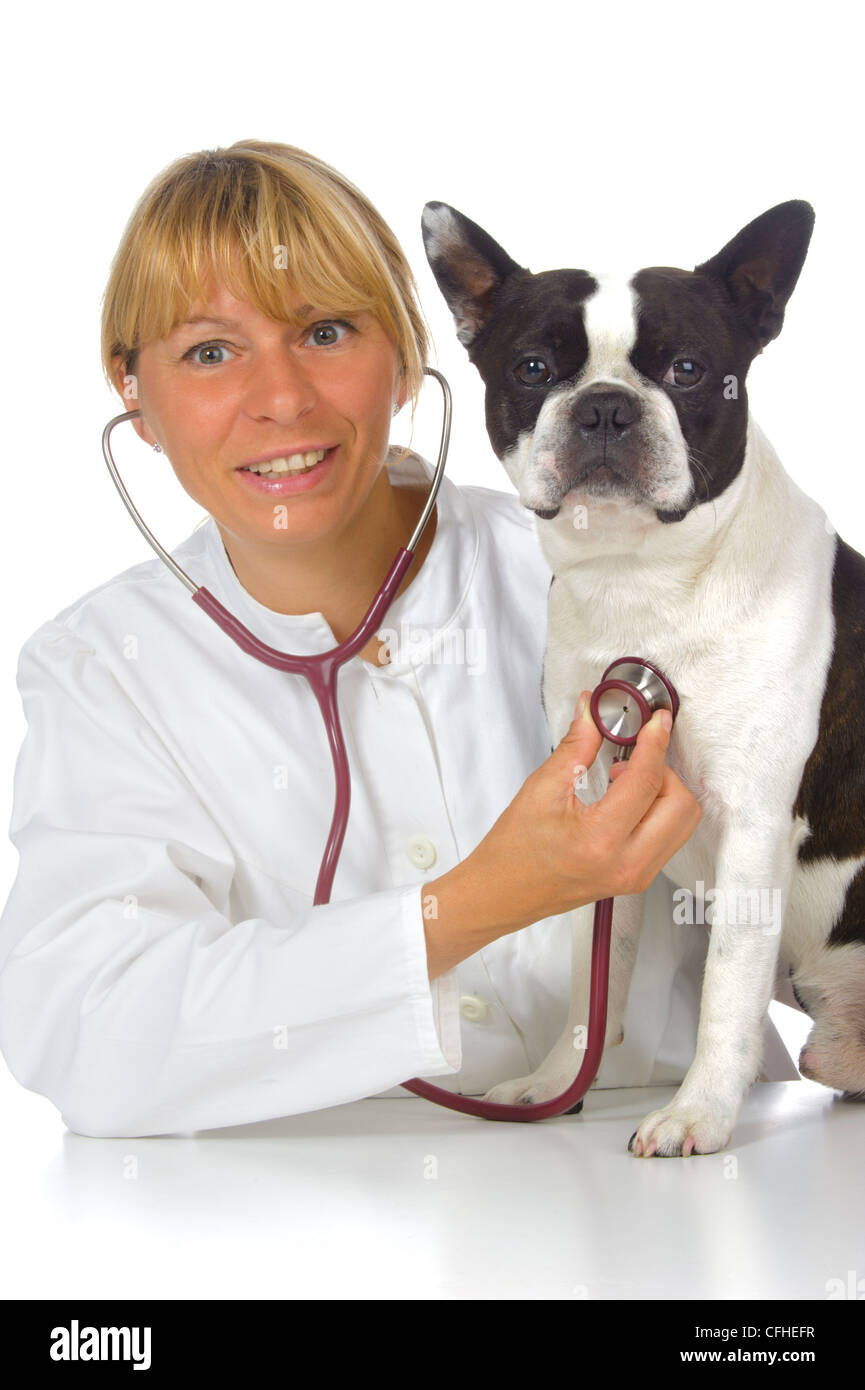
[0,141,718,1139]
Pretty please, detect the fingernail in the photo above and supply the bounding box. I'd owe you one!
[653,708,673,732]
[578,691,592,722]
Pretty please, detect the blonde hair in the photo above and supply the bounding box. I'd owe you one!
[100,140,432,412]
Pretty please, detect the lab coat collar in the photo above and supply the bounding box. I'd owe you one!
[193,448,479,672]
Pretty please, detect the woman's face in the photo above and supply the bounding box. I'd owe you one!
[120,277,407,549]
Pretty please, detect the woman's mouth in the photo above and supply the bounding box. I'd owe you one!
[236,446,337,495]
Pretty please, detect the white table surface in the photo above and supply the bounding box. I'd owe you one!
[2,1063,863,1302]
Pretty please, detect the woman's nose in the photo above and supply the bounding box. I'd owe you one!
[242,349,318,423]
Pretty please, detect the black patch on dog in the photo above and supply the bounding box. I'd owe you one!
[793,537,865,947]
[628,265,759,510]
[467,269,598,459]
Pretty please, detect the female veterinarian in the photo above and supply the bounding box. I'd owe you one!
[0,140,787,1138]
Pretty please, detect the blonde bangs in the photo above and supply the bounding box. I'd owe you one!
[101,142,431,409]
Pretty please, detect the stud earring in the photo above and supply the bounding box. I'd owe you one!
[392,403,400,416]
[152,442,162,453]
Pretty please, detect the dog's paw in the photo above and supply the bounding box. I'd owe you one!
[483,1068,575,1107]
[482,1029,625,1109]
[628,1101,734,1157]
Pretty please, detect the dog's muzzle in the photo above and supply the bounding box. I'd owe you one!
[527,386,656,519]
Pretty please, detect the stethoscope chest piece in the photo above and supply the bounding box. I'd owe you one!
[589,657,679,756]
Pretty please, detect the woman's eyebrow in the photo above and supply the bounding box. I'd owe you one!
[176,306,322,331]
[178,316,242,330]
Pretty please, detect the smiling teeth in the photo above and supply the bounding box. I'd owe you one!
[247,449,327,475]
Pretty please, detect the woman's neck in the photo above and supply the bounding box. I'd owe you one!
[216,469,437,662]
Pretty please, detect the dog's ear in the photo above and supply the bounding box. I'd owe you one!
[421,202,525,349]
[694,200,815,351]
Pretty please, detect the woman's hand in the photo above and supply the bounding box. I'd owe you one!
[424,691,702,978]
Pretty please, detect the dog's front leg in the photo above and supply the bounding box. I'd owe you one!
[483,891,646,1107]
[630,834,790,1156]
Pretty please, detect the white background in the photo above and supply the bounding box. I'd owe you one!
[1,0,861,661]
[0,0,861,1284]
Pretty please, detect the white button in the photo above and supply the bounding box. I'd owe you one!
[459,994,490,1023]
[406,835,437,869]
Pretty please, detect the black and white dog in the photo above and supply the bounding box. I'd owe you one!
[422,198,865,1155]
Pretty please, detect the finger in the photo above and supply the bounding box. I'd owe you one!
[622,776,702,874]
[595,709,672,831]
[555,690,603,792]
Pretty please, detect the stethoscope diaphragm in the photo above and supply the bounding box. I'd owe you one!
[589,657,679,754]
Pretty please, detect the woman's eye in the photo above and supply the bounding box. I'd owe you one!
[515,356,554,386]
[182,341,235,366]
[663,357,704,387]
[306,321,353,347]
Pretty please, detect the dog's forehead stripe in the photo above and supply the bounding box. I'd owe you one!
[582,271,640,377]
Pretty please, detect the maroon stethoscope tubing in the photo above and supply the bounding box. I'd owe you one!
[193,556,415,907]
[403,655,679,1118]
[401,896,614,1120]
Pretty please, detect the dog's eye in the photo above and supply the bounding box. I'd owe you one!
[515,357,553,386]
[663,358,704,387]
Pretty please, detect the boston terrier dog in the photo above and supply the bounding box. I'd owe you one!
[421,198,865,1155]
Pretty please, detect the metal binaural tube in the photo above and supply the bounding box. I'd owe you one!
[406,367,452,554]
[101,409,201,596]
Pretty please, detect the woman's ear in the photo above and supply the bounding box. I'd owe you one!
[111,356,158,448]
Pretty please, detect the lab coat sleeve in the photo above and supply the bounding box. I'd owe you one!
[0,623,462,1137]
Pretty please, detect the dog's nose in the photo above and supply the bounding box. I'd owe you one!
[573,389,641,437]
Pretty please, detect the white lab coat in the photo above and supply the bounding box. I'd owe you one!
[0,449,798,1137]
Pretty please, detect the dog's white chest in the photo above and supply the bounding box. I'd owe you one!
[540,476,838,908]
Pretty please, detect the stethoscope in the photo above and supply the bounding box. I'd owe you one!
[102,367,679,1123]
